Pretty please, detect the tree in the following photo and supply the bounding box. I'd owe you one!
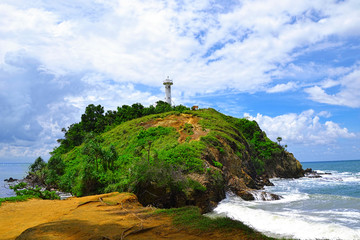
[54,102,191,158]
[82,136,104,171]
[63,123,85,148]
[29,157,46,173]
[81,104,105,133]
[47,155,65,175]
[131,103,145,118]
[277,137,282,145]
[104,110,117,126]
[29,157,47,186]
[155,101,172,113]
[46,155,65,187]
[102,145,118,171]
[174,105,190,112]
[136,126,171,163]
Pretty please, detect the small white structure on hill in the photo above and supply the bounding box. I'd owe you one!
[163,76,173,105]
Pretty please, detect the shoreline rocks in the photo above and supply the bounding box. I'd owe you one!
[4,177,18,182]
[3,174,73,200]
[304,168,332,178]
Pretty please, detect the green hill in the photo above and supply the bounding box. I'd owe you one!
[37,107,304,212]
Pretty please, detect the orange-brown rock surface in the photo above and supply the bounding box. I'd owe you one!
[0,192,268,240]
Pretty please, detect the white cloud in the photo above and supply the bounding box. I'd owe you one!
[320,79,340,89]
[0,0,360,160]
[1,0,360,94]
[244,110,356,145]
[0,143,53,161]
[64,75,163,111]
[304,65,360,107]
[266,82,298,93]
[318,111,331,118]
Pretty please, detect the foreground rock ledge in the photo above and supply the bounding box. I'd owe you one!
[1,192,269,240]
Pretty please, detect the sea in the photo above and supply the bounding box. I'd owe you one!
[0,163,30,198]
[1,160,360,239]
[211,160,360,240]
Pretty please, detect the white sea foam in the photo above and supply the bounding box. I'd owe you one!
[273,192,310,204]
[249,190,278,201]
[210,162,360,239]
[342,176,360,182]
[313,210,360,221]
[315,169,360,183]
[213,196,360,240]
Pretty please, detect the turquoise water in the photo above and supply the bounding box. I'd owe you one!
[301,160,360,198]
[0,163,30,198]
[302,160,360,174]
[213,160,360,240]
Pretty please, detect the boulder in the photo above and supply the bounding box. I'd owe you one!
[4,177,18,182]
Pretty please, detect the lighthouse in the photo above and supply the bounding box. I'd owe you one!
[163,76,173,105]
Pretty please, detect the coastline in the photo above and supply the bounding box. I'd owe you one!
[213,160,360,240]
[0,163,30,198]
[1,192,274,240]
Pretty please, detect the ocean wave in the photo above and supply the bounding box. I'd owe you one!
[314,169,360,179]
[314,210,360,219]
[213,196,360,240]
[270,173,360,197]
[277,192,310,203]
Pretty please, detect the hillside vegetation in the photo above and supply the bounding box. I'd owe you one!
[27,102,304,212]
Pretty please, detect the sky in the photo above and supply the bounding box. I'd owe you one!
[0,0,359,163]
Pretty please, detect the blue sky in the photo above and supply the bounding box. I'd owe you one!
[0,0,359,163]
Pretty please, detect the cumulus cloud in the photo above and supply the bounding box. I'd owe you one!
[244,110,356,145]
[0,0,359,160]
[0,51,161,160]
[1,0,360,93]
[266,82,298,93]
[304,65,360,107]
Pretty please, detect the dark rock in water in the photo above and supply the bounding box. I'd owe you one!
[267,192,281,201]
[307,175,322,178]
[304,168,322,178]
[23,172,46,188]
[238,190,256,201]
[4,177,18,182]
[256,176,274,187]
[248,190,282,201]
[229,187,282,201]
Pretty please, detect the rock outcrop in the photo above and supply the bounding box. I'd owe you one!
[130,109,304,212]
[46,108,304,213]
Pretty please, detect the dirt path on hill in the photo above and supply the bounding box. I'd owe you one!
[141,113,209,143]
[0,192,267,240]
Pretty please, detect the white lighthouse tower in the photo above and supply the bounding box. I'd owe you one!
[163,76,173,105]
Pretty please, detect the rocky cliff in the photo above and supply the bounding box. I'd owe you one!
[48,108,304,213]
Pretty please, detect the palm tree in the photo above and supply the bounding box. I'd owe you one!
[277,137,282,145]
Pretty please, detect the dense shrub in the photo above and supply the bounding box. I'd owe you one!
[10,182,59,200]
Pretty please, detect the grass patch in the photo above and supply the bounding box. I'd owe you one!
[154,206,276,239]
[0,195,35,206]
